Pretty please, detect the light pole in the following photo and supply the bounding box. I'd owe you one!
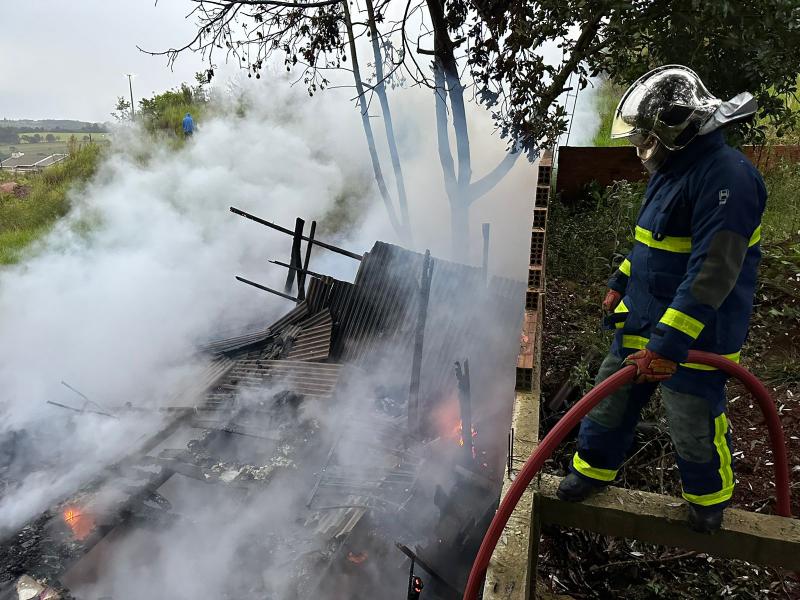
[126,74,135,121]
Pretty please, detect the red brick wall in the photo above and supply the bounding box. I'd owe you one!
[556,145,800,203]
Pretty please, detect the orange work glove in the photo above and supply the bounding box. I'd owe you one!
[602,289,622,313]
[625,349,678,383]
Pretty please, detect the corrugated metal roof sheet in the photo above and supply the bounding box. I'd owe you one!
[226,359,341,399]
[320,242,524,415]
[286,310,332,362]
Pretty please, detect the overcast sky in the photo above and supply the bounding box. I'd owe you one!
[0,0,207,122]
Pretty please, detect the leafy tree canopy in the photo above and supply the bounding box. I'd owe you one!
[160,0,800,155]
[469,0,800,149]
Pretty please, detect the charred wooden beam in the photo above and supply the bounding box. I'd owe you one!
[235,276,299,302]
[285,217,305,297]
[269,260,324,280]
[46,400,117,419]
[481,222,490,285]
[408,250,434,439]
[395,543,461,600]
[455,359,474,465]
[298,220,317,302]
[230,206,363,261]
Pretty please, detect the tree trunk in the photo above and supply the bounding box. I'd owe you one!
[364,0,411,241]
[427,0,474,259]
[450,200,469,258]
[342,0,402,236]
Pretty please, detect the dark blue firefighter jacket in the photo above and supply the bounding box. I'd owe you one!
[606,130,766,387]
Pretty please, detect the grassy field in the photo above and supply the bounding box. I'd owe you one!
[0,141,70,161]
[0,144,102,264]
[36,132,109,142]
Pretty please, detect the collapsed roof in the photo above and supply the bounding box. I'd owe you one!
[0,240,524,599]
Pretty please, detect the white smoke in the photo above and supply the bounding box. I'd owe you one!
[0,78,380,534]
[0,71,533,596]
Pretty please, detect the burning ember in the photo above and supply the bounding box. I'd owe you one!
[454,420,478,458]
[346,551,368,565]
[62,506,94,541]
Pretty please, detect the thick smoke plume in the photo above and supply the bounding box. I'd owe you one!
[0,74,534,597]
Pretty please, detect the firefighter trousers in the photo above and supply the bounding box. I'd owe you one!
[572,352,734,508]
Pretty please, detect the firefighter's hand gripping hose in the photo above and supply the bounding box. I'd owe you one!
[463,351,792,600]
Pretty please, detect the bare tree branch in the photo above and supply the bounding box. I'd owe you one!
[467,150,520,205]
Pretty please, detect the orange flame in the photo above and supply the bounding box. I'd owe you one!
[62,506,94,540]
[454,420,478,458]
[347,551,368,565]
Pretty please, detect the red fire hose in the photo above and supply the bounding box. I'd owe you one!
[463,350,792,600]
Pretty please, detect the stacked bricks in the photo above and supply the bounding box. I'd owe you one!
[516,150,552,391]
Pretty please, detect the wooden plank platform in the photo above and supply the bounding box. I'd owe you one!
[535,474,800,571]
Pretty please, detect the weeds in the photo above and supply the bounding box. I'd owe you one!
[0,144,102,264]
[547,180,643,283]
[590,80,629,148]
[762,161,800,242]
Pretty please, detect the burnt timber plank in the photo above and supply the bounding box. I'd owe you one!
[536,474,800,571]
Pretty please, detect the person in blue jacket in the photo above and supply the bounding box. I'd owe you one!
[182,112,194,138]
[557,65,765,533]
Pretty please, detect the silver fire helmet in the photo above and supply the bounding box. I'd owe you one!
[611,65,723,151]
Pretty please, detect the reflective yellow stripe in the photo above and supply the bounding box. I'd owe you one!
[622,335,649,350]
[572,453,617,482]
[683,414,734,506]
[682,351,741,371]
[634,225,760,253]
[634,226,692,253]
[682,485,735,506]
[715,414,734,489]
[749,225,761,247]
[660,308,705,339]
[614,299,629,329]
[619,258,632,277]
[621,334,741,371]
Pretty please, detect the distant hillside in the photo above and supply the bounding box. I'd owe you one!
[0,119,109,132]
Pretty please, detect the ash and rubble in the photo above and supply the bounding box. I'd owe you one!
[0,240,524,599]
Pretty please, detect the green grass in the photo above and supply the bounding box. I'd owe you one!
[762,161,800,242]
[37,132,109,142]
[0,141,69,161]
[591,80,631,148]
[0,226,49,264]
[0,144,102,265]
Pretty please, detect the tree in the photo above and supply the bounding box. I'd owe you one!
[0,129,19,144]
[154,1,800,257]
[468,0,800,151]
[112,96,132,121]
[137,81,209,136]
[45,134,56,143]
[150,0,521,256]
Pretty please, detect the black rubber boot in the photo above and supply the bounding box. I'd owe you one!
[687,503,724,533]
[556,472,606,502]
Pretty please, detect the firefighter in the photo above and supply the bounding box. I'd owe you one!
[556,65,766,533]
